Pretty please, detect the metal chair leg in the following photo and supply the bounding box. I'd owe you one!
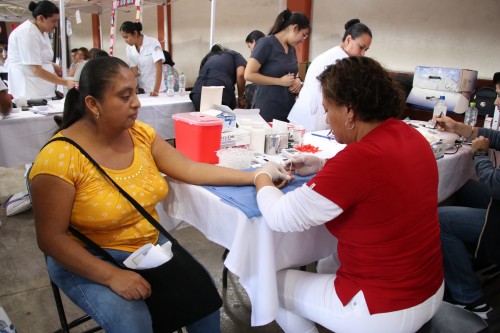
[222,248,230,289]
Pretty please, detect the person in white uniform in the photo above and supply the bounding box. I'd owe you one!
[7,1,74,100]
[288,19,372,132]
[120,21,165,96]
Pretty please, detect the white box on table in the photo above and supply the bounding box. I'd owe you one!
[413,66,477,94]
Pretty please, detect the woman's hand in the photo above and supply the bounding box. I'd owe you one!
[108,269,152,300]
[285,155,325,176]
[65,78,75,89]
[150,91,159,97]
[471,136,490,153]
[278,73,295,87]
[238,97,246,108]
[253,161,292,186]
[288,77,302,94]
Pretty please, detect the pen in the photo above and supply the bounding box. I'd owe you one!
[311,133,335,140]
[434,112,444,129]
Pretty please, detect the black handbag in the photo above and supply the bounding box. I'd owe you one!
[47,137,223,333]
[475,198,500,266]
[470,87,497,117]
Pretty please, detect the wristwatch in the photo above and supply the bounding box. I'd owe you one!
[472,148,488,160]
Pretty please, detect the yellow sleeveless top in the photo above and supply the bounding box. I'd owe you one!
[30,121,168,252]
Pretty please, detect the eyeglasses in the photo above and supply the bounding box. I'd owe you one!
[302,32,309,40]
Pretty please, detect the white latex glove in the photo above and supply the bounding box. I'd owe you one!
[285,155,325,176]
[254,161,291,184]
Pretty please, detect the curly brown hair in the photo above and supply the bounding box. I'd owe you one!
[318,56,404,122]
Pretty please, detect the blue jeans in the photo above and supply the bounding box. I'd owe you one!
[438,180,489,304]
[47,234,221,333]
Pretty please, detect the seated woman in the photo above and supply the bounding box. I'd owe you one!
[435,71,500,319]
[253,57,444,333]
[29,56,290,333]
[190,44,247,110]
[162,50,180,92]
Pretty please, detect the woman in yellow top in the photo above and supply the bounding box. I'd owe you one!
[29,56,290,333]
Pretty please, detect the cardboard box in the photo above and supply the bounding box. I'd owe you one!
[413,66,477,93]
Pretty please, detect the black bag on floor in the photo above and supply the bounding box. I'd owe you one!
[470,87,497,117]
[48,137,223,333]
[475,198,500,266]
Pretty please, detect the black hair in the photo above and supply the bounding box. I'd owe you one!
[199,43,226,69]
[342,19,372,42]
[494,72,500,86]
[71,48,78,53]
[268,9,310,35]
[28,1,59,19]
[88,48,109,60]
[119,21,143,35]
[60,57,130,130]
[78,47,89,59]
[318,56,404,122]
[163,50,175,66]
[245,30,265,43]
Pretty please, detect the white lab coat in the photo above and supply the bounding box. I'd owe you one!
[126,35,166,93]
[7,20,56,100]
[288,46,348,132]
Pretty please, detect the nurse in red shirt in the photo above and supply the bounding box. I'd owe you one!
[254,56,444,333]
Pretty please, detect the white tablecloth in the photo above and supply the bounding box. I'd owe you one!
[0,94,194,167]
[157,128,475,326]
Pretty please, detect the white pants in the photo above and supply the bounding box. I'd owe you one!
[275,270,444,333]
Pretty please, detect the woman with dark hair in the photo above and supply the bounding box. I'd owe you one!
[7,0,73,99]
[162,50,179,92]
[190,44,247,110]
[244,9,310,122]
[254,57,444,332]
[245,30,265,51]
[29,56,290,332]
[288,18,373,131]
[120,21,165,96]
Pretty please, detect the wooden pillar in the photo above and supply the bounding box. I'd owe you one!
[287,0,312,63]
[91,14,100,48]
[157,3,172,53]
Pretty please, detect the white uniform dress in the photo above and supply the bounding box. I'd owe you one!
[7,20,56,100]
[288,46,348,132]
[126,35,166,94]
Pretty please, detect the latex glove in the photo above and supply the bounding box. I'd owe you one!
[254,161,291,185]
[285,155,325,176]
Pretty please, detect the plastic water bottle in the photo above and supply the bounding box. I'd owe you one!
[464,102,478,127]
[178,73,186,96]
[166,75,174,97]
[432,95,447,126]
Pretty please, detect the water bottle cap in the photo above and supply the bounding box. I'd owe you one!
[470,102,476,107]
[440,96,445,100]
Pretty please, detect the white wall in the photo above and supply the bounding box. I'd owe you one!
[67,0,499,87]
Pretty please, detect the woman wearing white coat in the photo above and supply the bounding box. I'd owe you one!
[7,1,74,100]
[287,19,372,131]
[120,21,165,96]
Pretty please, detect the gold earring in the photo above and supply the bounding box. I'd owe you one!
[96,112,100,119]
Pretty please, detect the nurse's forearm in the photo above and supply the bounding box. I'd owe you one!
[31,65,69,86]
[154,61,162,93]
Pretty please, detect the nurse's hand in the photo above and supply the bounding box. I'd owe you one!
[64,78,75,89]
[150,91,159,97]
[278,73,295,87]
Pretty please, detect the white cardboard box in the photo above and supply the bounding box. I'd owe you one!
[413,66,478,93]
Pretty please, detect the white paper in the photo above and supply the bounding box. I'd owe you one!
[200,86,223,112]
[123,242,173,269]
[75,10,81,24]
[272,119,289,133]
[232,109,271,128]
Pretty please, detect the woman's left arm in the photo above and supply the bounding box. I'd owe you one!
[150,60,163,96]
[236,66,246,108]
[151,135,254,186]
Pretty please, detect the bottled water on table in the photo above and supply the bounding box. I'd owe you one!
[432,95,447,127]
[167,75,174,97]
[178,73,186,96]
[464,102,478,127]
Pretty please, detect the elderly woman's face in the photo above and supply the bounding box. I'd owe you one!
[323,95,353,145]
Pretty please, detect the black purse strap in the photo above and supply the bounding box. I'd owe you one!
[45,137,179,256]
